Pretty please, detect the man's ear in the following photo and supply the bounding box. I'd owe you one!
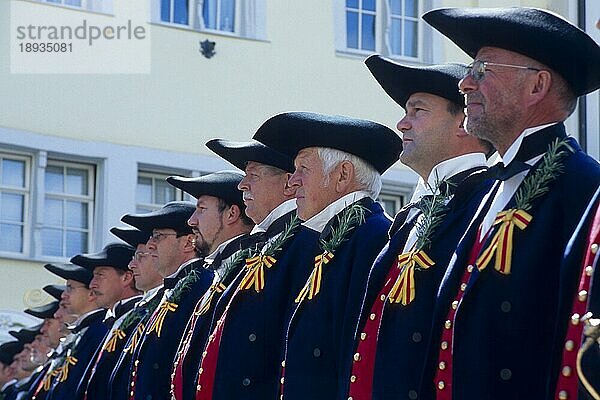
[224,204,242,225]
[527,70,552,107]
[335,161,356,193]
[455,114,469,138]
[122,270,135,287]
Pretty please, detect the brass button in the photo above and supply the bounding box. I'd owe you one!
[558,390,568,399]
[438,381,445,390]
[197,384,201,391]
[586,266,593,276]
[571,313,580,325]
[562,366,572,377]
[281,360,285,368]
[130,382,135,387]
[444,320,452,329]
[467,265,474,273]
[438,361,446,370]
[130,391,134,396]
[565,340,574,351]
[202,351,207,357]
[354,353,361,362]
[134,360,139,366]
[360,332,367,341]
[370,313,376,320]
[578,290,588,302]
[199,367,203,374]
[280,377,284,384]
[451,301,458,310]
[380,294,386,301]
[591,243,598,254]
[460,283,467,291]
[132,370,135,377]
[348,397,354,400]
[350,375,357,383]
[441,341,448,350]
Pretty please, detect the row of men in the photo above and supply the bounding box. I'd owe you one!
[2,5,600,400]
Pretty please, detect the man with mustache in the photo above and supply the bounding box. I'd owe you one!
[421,7,600,399]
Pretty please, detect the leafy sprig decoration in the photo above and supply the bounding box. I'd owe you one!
[414,180,451,251]
[168,268,200,304]
[119,294,162,332]
[320,203,366,253]
[256,215,301,257]
[217,247,253,282]
[514,137,573,211]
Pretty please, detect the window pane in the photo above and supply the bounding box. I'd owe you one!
[0,224,23,252]
[45,198,63,226]
[66,201,88,229]
[389,0,401,14]
[45,165,64,193]
[65,0,81,5]
[42,228,63,256]
[362,0,376,11]
[155,179,176,205]
[174,0,188,24]
[136,176,152,204]
[346,11,359,49]
[66,167,89,195]
[66,231,87,256]
[346,0,358,8]
[161,0,171,22]
[2,159,25,188]
[203,0,217,29]
[1,193,24,222]
[404,0,418,18]
[220,0,235,32]
[404,20,418,57]
[390,18,401,55]
[361,14,376,51]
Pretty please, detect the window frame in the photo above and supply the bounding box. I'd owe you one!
[0,152,31,256]
[136,170,186,213]
[36,0,114,14]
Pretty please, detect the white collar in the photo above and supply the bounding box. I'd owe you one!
[165,257,201,280]
[204,234,244,264]
[409,153,488,202]
[250,198,297,235]
[69,307,104,329]
[302,191,371,233]
[501,122,558,164]
[138,284,163,305]
[2,379,16,392]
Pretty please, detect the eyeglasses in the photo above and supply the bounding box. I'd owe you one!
[149,231,178,242]
[467,60,542,81]
[132,251,152,262]
[65,284,87,294]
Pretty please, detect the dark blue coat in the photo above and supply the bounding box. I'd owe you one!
[283,200,391,400]
[126,259,213,400]
[348,170,491,400]
[206,225,319,400]
[421,124,600,400]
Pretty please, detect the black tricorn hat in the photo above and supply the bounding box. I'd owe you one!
[167,171,245,208]
[70,242,135,272]
[121,201,195,235]
[44,263,93,286]
[24,300,60,319]
[110,226,150,248]
[43,284,65,301]
[0,341,24,365]
[252,112,402,174]
[422,7,600,96]
[206,139,295,173]
[9,323,44,344]
[365,55,468,108]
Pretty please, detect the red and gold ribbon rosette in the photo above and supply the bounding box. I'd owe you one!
[239,255,277,293]
[388,250,435,305]
[295,251,334,303]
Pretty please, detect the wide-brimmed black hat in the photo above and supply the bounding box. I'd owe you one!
[365,55,468,108]
[110,226,150,248]
[70,243,134,272]
[422,7,600,96]
[44,263,93,286]
[43,284,65,301]
[9,323,43,344]
[167,171,245,208]
[0,341,24,365]
[252,112,402,174]
[206,139,295,173]
[121,201,195,235]
[25,300,60,319]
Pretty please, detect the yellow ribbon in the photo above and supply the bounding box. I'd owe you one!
[387,250,436,305]
[197,282,227,316]
[295,251,334,303]
[42,369,60,391]
[102,329,126,353]
[239,255,277,293]
[124,323,144,355]
[58,356,78,382]
[146,301,178,338]
[476,209,532,274]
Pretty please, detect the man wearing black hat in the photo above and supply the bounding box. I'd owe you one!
[341,57,493,400]
[0,342,21,399]
[421,7,600,399]
[170,139,297,400]
[115,200,214,400]
[250,112,401,399]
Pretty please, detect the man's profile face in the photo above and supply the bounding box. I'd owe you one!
[238,161,290,224]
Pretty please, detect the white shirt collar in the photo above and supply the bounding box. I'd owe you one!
[68,307,104,330]
[204,234,244,264]
[501,122,558,164]
[302,190,371,233]
[165,257,202,280]
[250,199,297,235]
[2,379,16,392]
[409,153,488,202]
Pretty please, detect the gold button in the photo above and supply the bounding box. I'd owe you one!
[370,313,376,320]
[460,283,467,291]
[571,313,580,325]
[441,341,448,350]
[199,367,203,374]
[565,340,574,351]
[132,371,136,376]
[451,301,458,310]
[130,391,134,397]
[360,332,367,340]
[444,320,452,329]
[586,266,593,276]
[558,390,568,399]
[467,265,474,273]
[350,375,357,383]
[380,294,386,301]
[130,382,135,387]
[438,361,446,370]
[280,377,284,384]
[134,360,139,366]
[438,381,445,390]
[354,353,361,362]
[591,243,598,254]
[202,351,207,357]
[578,290,588,302]
[348,397,354,400]
[281,360,285,368]
[562,366,572,377]
[197,384,201,391]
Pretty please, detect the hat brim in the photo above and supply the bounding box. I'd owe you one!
[206,139,295,173]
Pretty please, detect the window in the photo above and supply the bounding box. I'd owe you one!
[136,171,185,213]
[38,0,113,13]
[152,0,267,39]
[42,161,95,257]
[0,154,30,254]
[378,193,405,216]
[336,0,426,61]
